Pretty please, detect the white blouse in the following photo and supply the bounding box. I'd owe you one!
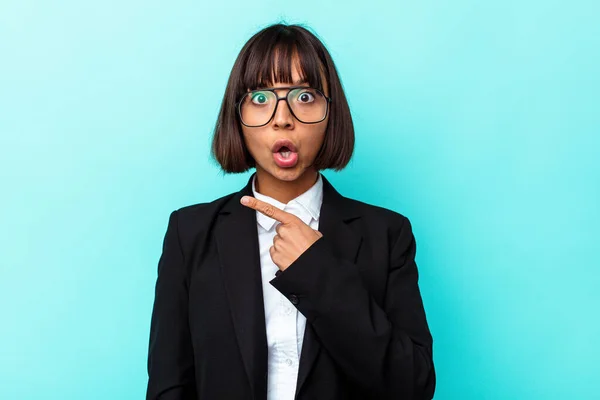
[251,172,324,400]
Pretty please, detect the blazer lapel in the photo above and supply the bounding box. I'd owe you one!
[294,173,363,397]
[216,172,363,400]
[216,174,268,400]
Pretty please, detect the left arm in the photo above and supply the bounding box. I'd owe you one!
[270,216,436,399]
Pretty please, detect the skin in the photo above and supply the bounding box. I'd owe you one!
[241,195,323,271]
[240,55,329,270]
[240,56,330,204]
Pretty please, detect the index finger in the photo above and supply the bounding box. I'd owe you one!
[240,196,296,224]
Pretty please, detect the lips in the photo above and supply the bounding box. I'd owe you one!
[271,139,299,168]
[271,139,298,153]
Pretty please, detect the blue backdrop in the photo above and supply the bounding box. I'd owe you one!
[1,1,598,398]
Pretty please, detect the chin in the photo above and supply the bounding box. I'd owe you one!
[272,167,302,180]
[265,163,305,181]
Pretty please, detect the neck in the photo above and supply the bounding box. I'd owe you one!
[254,167,319,204]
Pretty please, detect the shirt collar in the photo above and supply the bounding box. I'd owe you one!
[251,173,323,231]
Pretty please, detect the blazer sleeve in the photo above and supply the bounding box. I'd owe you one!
[270,215,436,399]
[146,210,196,400]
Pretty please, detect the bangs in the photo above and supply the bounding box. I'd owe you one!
[240,29,326,93]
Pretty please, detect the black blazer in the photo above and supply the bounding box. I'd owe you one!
[146,173,435,400]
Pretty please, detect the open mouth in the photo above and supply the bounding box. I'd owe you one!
[277,146,292,158]
[271,140,299,168]
[272,139,298,154]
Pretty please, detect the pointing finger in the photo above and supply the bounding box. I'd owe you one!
[240,196,296,224]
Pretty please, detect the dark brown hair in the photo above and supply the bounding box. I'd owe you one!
[210,23,354,173]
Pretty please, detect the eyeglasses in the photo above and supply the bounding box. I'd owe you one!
[236,86,331,127]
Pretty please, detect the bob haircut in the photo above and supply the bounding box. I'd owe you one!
[211,23,354,173]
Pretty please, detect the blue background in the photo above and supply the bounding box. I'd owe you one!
[1,1,598,398]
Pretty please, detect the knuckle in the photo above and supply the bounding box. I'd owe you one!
[264,204,275,217]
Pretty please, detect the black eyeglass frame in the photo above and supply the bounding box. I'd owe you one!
[235,85,332,128]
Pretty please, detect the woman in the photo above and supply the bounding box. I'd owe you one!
[146,23,435,400]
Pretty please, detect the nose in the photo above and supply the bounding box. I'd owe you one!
[272,94,294,129]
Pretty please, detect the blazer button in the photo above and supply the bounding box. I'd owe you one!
[289,294,299,305]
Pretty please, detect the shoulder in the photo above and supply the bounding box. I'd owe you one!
[176,192,235,216]
[167,191,238,234]
[341,195,414,242]
[345,195,409,224]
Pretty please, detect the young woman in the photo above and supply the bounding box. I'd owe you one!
[147,23,435,400]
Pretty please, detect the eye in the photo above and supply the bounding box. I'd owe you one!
[296,90,315,103]
[250,92,270,105]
